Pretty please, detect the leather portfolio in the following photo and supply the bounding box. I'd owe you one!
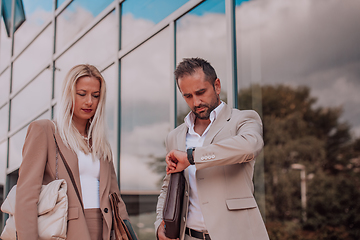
[163,171,186,239]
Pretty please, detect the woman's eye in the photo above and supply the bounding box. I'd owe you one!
[77,93,85,96]
[93,95,100,98]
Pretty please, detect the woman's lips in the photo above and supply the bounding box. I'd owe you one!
[82,109,92,113]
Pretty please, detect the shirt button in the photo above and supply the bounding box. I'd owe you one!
[104,208,108,213]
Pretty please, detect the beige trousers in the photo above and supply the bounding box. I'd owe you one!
[84,208,103,240]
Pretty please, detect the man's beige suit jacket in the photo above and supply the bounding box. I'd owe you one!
[155,103,269,240]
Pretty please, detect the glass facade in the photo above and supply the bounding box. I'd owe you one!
[13,0,53,56]
[0,20,11,72]
[12,24,52,92]
[1,0,360,239]
[176,0,227,125]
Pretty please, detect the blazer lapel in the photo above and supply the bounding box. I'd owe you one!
[177,125,188,151]
[99,158,110,200]
[53,131,83,201]
[203,103,232,146]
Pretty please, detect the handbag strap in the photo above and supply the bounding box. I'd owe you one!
[53,134,84,212]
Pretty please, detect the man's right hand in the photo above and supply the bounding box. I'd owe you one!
[157,220,179,240]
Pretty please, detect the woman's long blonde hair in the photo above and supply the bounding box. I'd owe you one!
[56,64,112,161]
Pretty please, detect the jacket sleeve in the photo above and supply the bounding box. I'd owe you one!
[194,110,264,170]
[154,135,170,235]
[109,160,130,220]
[14,121,49,240]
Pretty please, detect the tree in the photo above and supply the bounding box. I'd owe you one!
[239,84,360,239]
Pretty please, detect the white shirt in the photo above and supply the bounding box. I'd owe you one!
[77,151,100,209]
[185,101,225,231]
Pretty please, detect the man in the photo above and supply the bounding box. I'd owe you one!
[155,58,269,240]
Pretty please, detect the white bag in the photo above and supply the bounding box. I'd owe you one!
[0,179,68,240]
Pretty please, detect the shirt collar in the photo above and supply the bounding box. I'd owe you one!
[184,101,225,129]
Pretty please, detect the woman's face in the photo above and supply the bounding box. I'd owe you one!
[72,76,101,125]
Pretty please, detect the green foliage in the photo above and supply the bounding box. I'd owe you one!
[239,84,360,239]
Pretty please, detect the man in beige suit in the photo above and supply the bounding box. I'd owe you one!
[155,58,269,240]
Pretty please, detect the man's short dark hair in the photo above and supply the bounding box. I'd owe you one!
[174,58,217,86]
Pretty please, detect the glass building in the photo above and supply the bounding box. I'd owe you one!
[1,0,360,239]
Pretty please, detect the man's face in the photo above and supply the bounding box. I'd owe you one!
[178,69,221,120]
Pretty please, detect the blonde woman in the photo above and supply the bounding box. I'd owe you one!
[15,64,130,240]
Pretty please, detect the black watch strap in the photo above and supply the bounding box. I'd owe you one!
[187,148,195,165]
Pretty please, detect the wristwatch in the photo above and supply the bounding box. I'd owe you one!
[187,148,195,165]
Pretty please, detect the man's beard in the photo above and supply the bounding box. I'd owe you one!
[192,95,219,120]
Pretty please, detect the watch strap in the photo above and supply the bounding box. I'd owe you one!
[187,148,195,165]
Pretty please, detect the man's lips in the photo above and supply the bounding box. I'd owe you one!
[195,106,207,112]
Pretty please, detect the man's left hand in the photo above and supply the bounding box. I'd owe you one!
[165,149,190,174]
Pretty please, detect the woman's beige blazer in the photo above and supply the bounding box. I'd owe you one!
[14,119,129,240]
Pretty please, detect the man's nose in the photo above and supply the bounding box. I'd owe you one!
[193,96,201,107]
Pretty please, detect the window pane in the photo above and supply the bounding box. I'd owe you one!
[0,68,10,105]
[121,0,189,48]
[8,126,27,171]
[13,0,53,56]
[120,28,171,239]
[101,63,117,168]
[12,24,52,92]
[10,69,51,131]
[0,104,9,140]
[175,0,227,125]
[55,11,117,99]
[0,20,12,72]
[56,0,114,52]
[236,0,360,238]
[56,0,67,9]
[0,140,7,185]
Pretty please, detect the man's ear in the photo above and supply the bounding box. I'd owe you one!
[214,78,221,95]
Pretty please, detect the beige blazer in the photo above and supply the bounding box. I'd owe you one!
[14,119,129,240]
[155,104,269,240]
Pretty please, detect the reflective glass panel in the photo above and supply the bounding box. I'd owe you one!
[101,63,117,169]
[56,0,67,9]
[8,125,27,171]
[0,19,12,72]
[120,28,171,239]
[175,0,227,125]
[13,0,53,56]
[10,68,51,131]
[235,0,360,239]
[0,68,10,105]
[55,11,117,99]
[121,0,189,48]
[0,104,9,140]
[12,24,52,93]
[56,0,114,52]
[0,140,7,185]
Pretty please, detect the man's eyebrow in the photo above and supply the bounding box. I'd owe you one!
[195,88,206,93]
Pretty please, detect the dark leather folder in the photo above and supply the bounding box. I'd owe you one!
[163,171,186,239]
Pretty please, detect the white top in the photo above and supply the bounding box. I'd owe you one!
[184,101,225,231]
[77,151,100,209]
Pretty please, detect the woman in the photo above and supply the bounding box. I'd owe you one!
[14,64,130,240]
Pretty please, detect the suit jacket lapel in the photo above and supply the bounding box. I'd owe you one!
[53,131,83,201]
[99,159,109,200]
[203,103,232,146]
[177,124,188,151]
